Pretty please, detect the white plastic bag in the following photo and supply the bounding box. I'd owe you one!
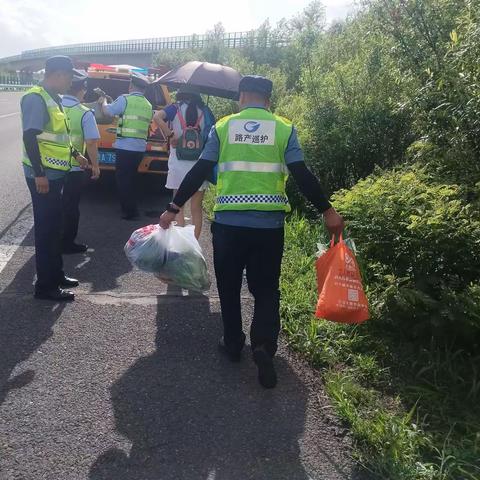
[124,224,210,291]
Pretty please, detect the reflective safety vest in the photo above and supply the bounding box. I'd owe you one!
[22,86,72,172]
[214,108,293,213]
[64,102,91,167]
[117,94,153,140]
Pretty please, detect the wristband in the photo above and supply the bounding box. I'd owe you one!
[166,203,180,214]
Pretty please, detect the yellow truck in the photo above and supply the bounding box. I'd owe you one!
[84,64,171,175]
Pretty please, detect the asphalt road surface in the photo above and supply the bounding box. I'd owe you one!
[0,92,367,480]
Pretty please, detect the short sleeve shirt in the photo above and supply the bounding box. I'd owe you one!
[21,90,66,180]
[21,93,50,132]
[61,95,100,140]
[200,106,306,228]
[105,93,148,152]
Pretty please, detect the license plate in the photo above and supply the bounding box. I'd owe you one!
[99,151,116,165]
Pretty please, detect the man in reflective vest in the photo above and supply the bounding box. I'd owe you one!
[98,72,153,220]
[62,69,101,254]
[160,75,344,389]
[22,56,88,301]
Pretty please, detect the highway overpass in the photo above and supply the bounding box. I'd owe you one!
[0,31,284,72]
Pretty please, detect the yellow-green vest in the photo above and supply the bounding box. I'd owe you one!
[214,108,292,212]
[22,86,72,172]
[117,94,152,140]
[64,102,91,167]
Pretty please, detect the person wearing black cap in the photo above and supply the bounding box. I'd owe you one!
[160,75,344,389]
[97,72,153,220]
[61,69,101,254]
[21,56,89,301]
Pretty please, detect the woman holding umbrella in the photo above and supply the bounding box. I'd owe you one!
[154,61,242,238]
[154,90,215,239]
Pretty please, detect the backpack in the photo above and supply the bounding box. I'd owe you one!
[175,104,204,161]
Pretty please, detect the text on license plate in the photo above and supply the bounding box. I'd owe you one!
[99,151,116,165]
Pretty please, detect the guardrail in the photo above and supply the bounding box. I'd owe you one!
[0,84,33,91]
[0,31,288,65]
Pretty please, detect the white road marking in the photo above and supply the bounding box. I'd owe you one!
[0,205,34,275]
[0,112,19,119]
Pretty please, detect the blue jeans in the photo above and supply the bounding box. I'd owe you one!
[26,176,65,292]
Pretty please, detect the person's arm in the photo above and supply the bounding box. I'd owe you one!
[159,126,219,228]
[286,128,344,236]
[288,162,332,213]
[23,129,44,177]
[85,140,100,179]
[153,105,178,144]
[82,111,101,180]
[21,94,50,193]
[98,95,125,117]
[153,109,176,144]
[202,106,216,142]
[98,97,109,117]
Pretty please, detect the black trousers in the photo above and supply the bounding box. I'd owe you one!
[115,149,143,216]
[62,170,86,246]
[211,222,285,357]
[26,176,65,292]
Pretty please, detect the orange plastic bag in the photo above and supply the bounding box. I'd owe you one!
[315,235,370,324]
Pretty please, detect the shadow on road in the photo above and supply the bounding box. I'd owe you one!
[0,256,66,406]
[89,295,312,480]
[69,173,169,294]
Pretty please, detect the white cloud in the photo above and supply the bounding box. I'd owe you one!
[0,0,354,58]
[323,0,355,21]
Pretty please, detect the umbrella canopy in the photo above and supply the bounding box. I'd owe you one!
[156,61,242,100]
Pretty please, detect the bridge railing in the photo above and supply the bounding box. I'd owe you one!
[0,84,33,91]
[0,31,288,64]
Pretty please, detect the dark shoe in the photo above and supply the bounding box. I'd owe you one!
[253,346,277,389]
[218,336,243,363]
[34,288,75,302]
[58,276,79,288]
[62,243,88,254]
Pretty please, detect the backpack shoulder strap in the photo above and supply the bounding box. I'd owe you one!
[194,109,204,130]
[176,103,187,130]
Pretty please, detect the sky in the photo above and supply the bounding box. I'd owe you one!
[0,0,353,58]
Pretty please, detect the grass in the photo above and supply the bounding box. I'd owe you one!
[203,196,480,479]
[279,214,480,480]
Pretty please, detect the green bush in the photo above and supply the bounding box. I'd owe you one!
[281,214,480,480]
[333,164,480,345]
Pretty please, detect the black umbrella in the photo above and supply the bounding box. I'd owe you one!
[156,61,242,100]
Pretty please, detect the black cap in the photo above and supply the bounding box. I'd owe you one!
[239,75,273,97]
[45,56,74,74]
[131,71,150,89]
[72,69,88,88]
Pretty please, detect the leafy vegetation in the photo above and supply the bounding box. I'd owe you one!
[189,1,480,477]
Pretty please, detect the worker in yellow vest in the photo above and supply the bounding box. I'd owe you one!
[21,56,88,301]
[98,72,153,220]
[61,69,101,254]
[160,75,344,389]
